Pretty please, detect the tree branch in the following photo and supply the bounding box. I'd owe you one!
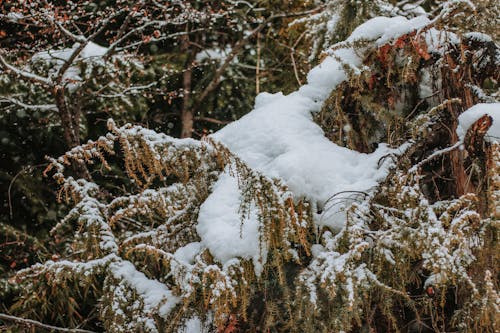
[0,54,52,86]
[193,6,324,110]
[194,116,232,125]
[0,313,96,333]
[52,9,125,82]
[53,20,87,43]
[0,97,57,111]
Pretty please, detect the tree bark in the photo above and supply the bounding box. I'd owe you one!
[180,66,193,138]
[180,36,194,138]
[53,85,92,180]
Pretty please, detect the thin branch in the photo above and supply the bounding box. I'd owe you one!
[0,97,57,111]
[409,140,463,173]
[96,82,157,98]
[0,240,25,248]
[194,116,232,125]
[193,6,324,109]
[8,164,48,219]
[115,29,205,52]
[0,313,96,333]
[53,20,87,43]
[105,20,167,58]
[53,10,124,82]
[0,54,52,86]
[290,30,307,86]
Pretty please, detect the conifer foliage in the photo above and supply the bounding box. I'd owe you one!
[2,1,499,332]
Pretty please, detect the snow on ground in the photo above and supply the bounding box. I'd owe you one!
[457,103,500,143]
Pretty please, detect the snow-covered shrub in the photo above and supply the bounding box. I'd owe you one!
[6,2,499,332]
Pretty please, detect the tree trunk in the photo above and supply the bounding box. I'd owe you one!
[180,65,194,138]
[53,85,92,180]
[180,35,194,139]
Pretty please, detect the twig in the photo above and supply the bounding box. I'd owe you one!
[409,140,463,173]
[256,32,261,94]
[7,168,27,219]
[0,241,25,248]
[194,116,232,125]
[7,164,47,219]
[290,30,307,86]
[0,313,96,333]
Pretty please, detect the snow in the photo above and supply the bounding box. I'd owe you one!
[173,242,202,265]
[110,260,179,317]
[196,169,265,275]
[211,17,419,230]
[456,103,500,143]
[0,12,24,23]
[345,15,459,55]
[180,316,204,333]
[463,32,493,43]
[33,41,107,62]
[195,46,233,63]
[31,42,108,89]
[195,16,437,270]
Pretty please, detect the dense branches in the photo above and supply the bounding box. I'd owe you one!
[1,1,499,332]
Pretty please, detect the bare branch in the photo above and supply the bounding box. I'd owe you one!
[53,20,87,43]
[0,313,96,333]
[115,29,205,53]
[96,82,157,98]
[409,141,463,173]
[194,6,324,108]
[56,42,89,83]
[105,20,167,58]
[53,9,126,82]
[194,116,232,125]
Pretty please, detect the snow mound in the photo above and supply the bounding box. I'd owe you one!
[457,103,500,143]
[196,16,436,269]
[210,16,427,229]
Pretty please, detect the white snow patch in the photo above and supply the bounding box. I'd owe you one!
[173,242,202,266]
[179,314,212,333]
[110,260,179,317]
[196,169,265,276]
[463,32,493,43]
[180,316,203,333]
[457,103,500,143]
[32,41,107,64]
[195,46,234,63]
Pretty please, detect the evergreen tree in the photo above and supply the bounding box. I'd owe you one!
[1,1,499,332]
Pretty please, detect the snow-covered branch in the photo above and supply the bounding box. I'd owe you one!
[0,54,52,86]
[0,97,57,111]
